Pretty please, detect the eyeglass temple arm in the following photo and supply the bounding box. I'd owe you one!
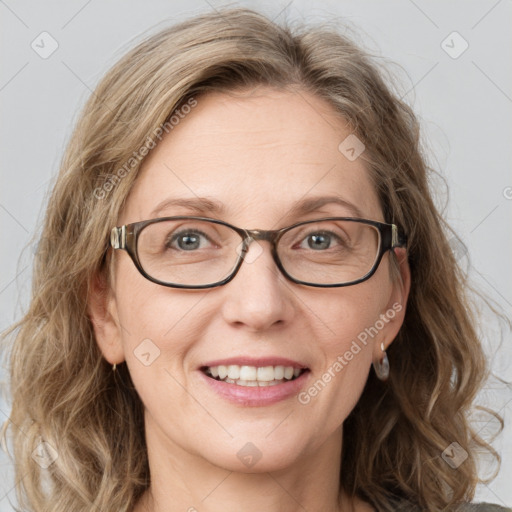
[110,226,127,249]
[392,224,407,248]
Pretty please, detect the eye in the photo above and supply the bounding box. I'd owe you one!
[167,229,213,251]
[305,232,331,250]
[297,230,347,251]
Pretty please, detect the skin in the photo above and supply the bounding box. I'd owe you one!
[89,86,410,512]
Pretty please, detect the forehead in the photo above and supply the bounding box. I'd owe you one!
[120,87,382,226]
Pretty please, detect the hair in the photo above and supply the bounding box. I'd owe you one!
[1,7,509,512]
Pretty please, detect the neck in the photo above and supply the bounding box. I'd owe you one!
[132,413,369,512]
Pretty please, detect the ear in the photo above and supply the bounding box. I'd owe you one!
[87,270,125,365]
[374,247,411,358]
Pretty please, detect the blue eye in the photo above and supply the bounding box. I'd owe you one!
[168,230,211,251]
[297,230,347,251]
[306,233,332,250]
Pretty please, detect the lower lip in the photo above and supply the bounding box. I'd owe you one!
[198,370,310,407]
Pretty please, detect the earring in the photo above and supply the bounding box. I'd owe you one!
[373,342,389,381]
[112,363,117,371]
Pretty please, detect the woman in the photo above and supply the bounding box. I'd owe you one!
[1,7,510,512]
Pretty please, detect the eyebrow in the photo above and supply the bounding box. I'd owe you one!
[149,195,366,220]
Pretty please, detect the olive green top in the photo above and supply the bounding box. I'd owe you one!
[458,504,512,511]
[391,501,512,511]
[400,503,512,511]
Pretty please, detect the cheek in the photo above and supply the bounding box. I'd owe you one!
[308,275,392,396]
[113,263,199,368]
[114,286,203,413]
[319,283,389,347]
[296,296,379,434]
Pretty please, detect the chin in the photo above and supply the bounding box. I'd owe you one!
[201,440,304,474]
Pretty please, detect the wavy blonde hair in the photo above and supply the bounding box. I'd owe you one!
[1,7,508,512]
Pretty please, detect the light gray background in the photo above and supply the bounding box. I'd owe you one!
[1,1,511,510]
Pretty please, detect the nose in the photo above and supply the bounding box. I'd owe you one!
[219,238,294,332]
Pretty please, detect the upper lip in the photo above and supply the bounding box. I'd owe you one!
[200,356,308,370]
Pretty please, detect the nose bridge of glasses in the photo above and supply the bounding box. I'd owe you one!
[240,229,282,257]
[237,229,280,267]
[244,228,276,244]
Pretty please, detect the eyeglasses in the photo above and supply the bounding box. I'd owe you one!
[109,216,407,289]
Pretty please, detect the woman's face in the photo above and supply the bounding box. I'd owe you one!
[92,86,409,473]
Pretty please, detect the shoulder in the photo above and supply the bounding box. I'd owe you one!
[394,501,512,511]
[456,504,512,512]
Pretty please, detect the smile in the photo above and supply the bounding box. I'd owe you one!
[202,364,307,387]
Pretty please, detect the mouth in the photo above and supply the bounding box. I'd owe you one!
[200,364,309,387]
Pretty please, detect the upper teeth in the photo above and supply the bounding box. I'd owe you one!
[207,365,302,381]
